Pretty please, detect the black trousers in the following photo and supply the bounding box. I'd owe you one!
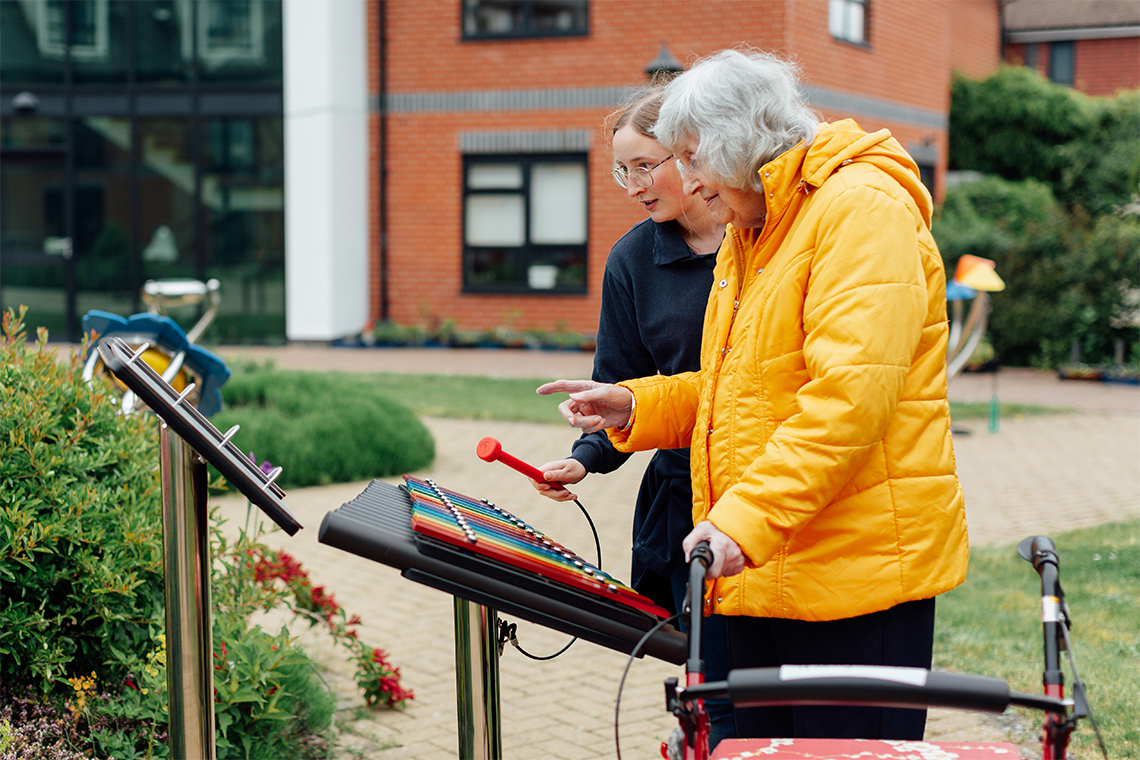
[726,596,936,740]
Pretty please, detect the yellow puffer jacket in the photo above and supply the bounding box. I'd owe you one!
[609,120,968,622]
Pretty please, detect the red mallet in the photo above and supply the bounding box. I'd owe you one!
[476,436,555,484]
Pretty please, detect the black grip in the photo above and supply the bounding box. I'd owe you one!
[726,666,1012,714]
[1017,535,1059,573]
[690,540,714,569]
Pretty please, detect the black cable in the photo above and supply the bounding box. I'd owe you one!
[495,497,600,662]
[1059,619,1109,760]
[614,612,682,760]
[497,619,577,660]
[573,497,602,568]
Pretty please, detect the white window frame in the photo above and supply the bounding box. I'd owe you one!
[28,0,109,61]
[179,0,266,69]
[828,0,868,45]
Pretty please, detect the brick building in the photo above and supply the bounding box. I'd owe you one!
[1003,0,1140,96]
[286,0,1003,341]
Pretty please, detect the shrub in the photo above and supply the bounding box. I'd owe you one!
[0,308,410,758]
[933,177,1140,367]
[213,367,435,487]
[950,66,1139,216]
[0,307,165,693]
[1058,89,1140,216]
[949,66,1092,190]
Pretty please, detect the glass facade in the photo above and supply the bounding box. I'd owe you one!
[0,0,284,342]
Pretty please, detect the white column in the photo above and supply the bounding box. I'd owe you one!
[283,0,368,341]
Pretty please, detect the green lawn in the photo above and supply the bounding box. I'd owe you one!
[934,519,1139,758]
[338,371,1064,424]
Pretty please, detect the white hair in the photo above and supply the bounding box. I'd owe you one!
[654,49,819,193]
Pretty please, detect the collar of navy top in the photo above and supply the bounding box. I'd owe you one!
[653,219,719,267]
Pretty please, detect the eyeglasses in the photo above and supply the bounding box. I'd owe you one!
[611,154,674,189]
[674,153,699,178]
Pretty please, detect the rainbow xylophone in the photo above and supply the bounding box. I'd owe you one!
[405,475,669,619]
[318,477,686,663]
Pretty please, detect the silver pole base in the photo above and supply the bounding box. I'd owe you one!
[160,425,217,760]
[454,598,502,759]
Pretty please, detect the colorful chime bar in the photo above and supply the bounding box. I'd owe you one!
[404,475,669,618]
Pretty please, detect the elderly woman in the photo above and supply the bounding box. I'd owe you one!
[538,49,968,741]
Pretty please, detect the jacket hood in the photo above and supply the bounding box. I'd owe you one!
[801,119,933,226]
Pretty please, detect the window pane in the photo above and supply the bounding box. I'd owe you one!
[0,0,65,85]
[1023,43,1038,70]
[198,0,283,85]
[1,117,66,149]
[464,1,523,35]
[0,151,68,337]
[73,0,128,85]
[1049,41,1074,85]
[138,119,197,296]
[468,163,523,189]
[137,0,192,84]
[530,162,585,244]
[828,0,845,38]
[73,117,134,319]
[201,117,285,341]
[466,194,525,246]
[845,2,864,43]
[531,1,587,33]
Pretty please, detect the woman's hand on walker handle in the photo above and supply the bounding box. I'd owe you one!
[536,379,633,434]
[684,521,746,580]
[531,458,585,502]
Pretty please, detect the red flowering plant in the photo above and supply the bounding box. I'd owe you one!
[216,463,414,710]
[242,546,413,709]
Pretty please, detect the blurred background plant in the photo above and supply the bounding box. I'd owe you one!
[939,65,1140,370]
[211,364,435,488]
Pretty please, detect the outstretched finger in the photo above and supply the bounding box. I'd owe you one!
[537,379,598,396]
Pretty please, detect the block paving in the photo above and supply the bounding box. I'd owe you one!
[214,347,1139,759]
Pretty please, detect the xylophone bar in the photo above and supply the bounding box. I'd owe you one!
[318,479,687,665]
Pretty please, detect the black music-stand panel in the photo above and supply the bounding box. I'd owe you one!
[98,337,301,535]
[319,479,687,665]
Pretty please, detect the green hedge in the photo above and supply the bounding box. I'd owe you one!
[0,309,409,759]
[213,366,435,488]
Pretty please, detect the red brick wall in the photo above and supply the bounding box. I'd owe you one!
[1075,36,1140,95]
[1005,37,1140,96]
[949,0,1002,79]
[366,0,983,336]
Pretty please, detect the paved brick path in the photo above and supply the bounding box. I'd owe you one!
[213,347,1138,759]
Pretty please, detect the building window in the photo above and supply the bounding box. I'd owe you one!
[37,0,109,60]
[828,0,867,45]
[1023,42,1039,71]
[463,155,587,293]
[1048,41,1074,86]
[183,0,266,70]
[462,0,587,39]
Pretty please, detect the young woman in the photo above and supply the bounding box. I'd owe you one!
[530,89,734,746]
